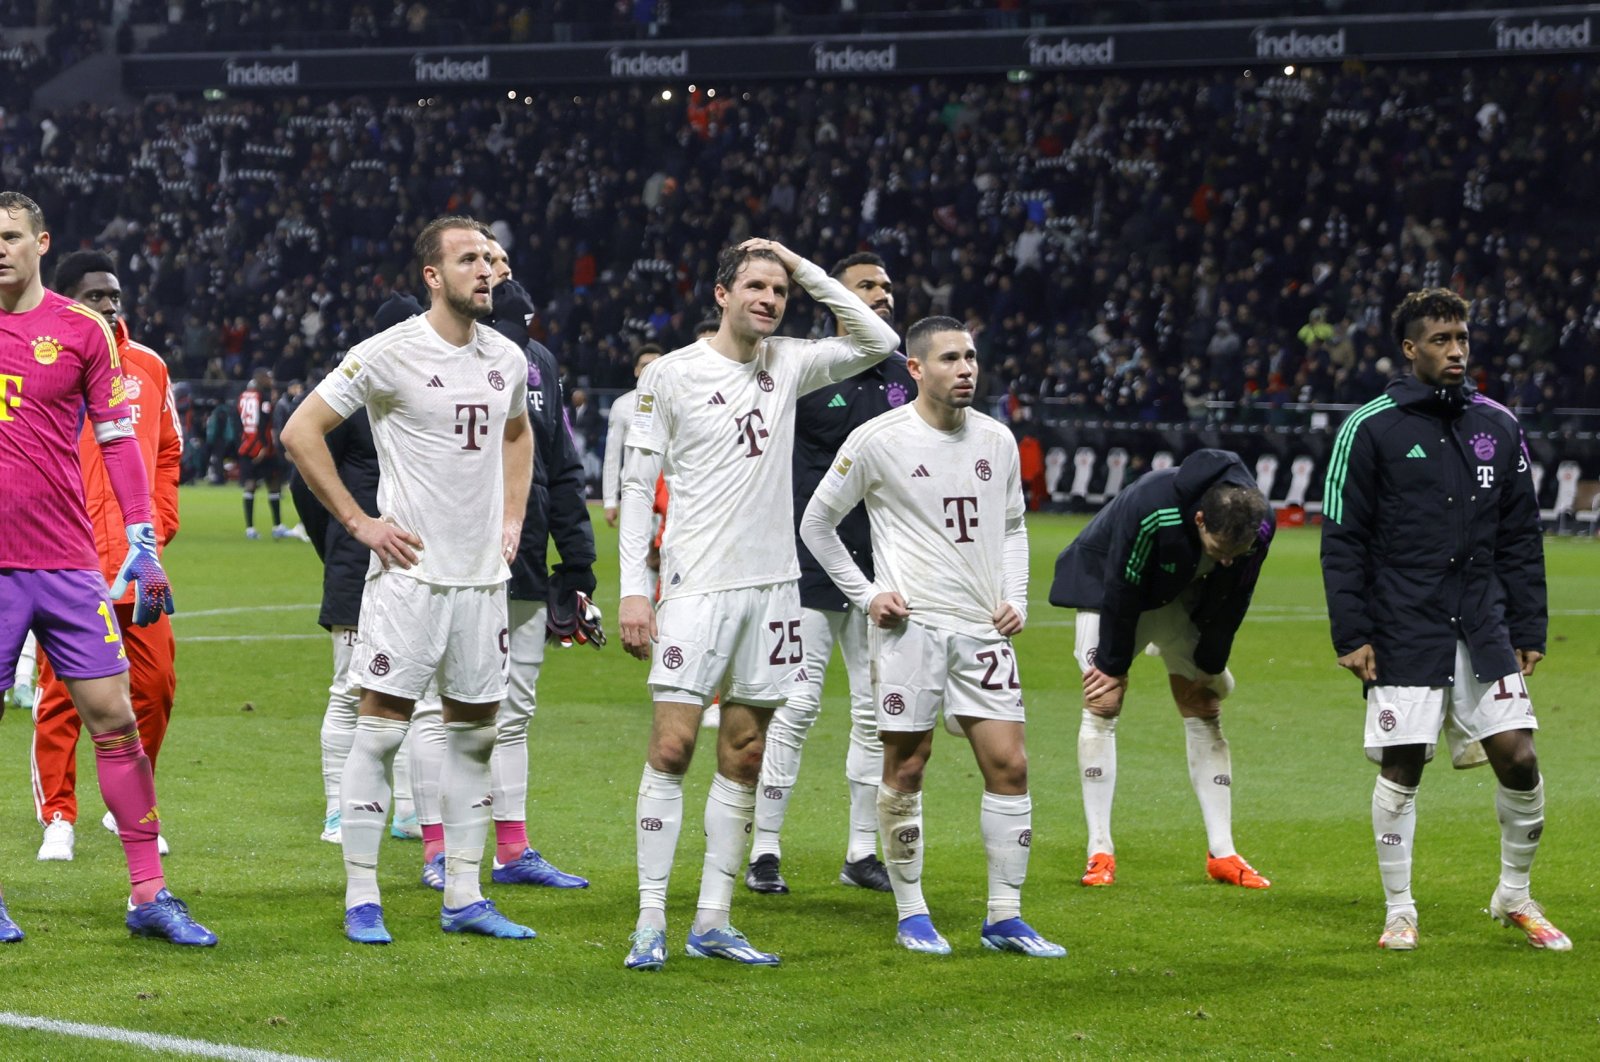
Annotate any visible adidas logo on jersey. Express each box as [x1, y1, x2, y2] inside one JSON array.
[[708, 392, 727, 405], [827, 393, 846, 408], [426, 375, 444, 388], [1406, 444, 1426, 458], [911, 465, 930, 477]]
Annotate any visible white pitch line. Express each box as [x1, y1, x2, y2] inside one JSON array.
[[1028, 608, 1600, 629], [0, 1012, 323, 1062], [171, 604, 320, 620], [179, 634, 327, 643]]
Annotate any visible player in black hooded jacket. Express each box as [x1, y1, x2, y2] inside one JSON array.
[[1050, 448, 1274, 892], [1320, 288, 1565, 952]]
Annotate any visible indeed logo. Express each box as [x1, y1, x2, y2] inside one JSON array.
[[606, 47, 689, 77], [413, 54, 491, 82], [812, 41, 897, 73], [224, 59, 299, 87], [1252, 25, 1346, 59], [1492, 17, 1591, 51], [1026, 34, 1115, 67]]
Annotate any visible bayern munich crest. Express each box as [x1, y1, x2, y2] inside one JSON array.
[[487, 370, 505, 391], [662, 646, 684, 669], [896, 826, 920, 844], [886, 381, 908, 407], [757, 370, 775, 392], [975, 459, 992, 481], [1470, 432, 1496, 461], [369, 653, 391, 676], [527, 362, 541, 388], [1378, 709, 1397, 732], [882, 692, 906, 715]]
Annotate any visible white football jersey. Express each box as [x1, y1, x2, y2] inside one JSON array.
[[629, 335, 879, 599], [812, 404, 1026, 637], [316, 314, 528, 587], [601, 388, 638, 508]]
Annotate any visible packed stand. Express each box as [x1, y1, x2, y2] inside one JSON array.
[[2, 58, 1599, 480]]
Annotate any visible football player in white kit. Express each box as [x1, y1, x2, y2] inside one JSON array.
[[617, 238, 898, 970], [282, 216, 537, 945], [800, 316, 1066, 958]]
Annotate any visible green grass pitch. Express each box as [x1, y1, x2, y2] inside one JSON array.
[[1, 486, 1595, 1060]]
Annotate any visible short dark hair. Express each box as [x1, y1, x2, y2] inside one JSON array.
[[414, 214, 483, 270], [1198, 482, 1270, 547], [830, 251, 886, 279], [693, 316, 721, 337], [0, 191, 44, 234], [905, 315, 966, 359], [53, 250, 117, 297], [1391, 288, 1469, 348], [714, 245, 783, 291], [635, 343, 664, 369]]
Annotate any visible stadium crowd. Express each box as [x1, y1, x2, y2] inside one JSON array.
[[1, 56, 1598, 478]]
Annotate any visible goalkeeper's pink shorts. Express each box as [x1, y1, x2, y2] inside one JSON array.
[[0, 568, 129, 685]]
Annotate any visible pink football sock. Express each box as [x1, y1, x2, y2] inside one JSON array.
[[93, 724, 166, 903], [422, 822, 445, 862], [495, 820, 529, 864]]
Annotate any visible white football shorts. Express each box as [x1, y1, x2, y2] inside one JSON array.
[[1073, 604, 1236, 698], [870, 619, 1025, 735], [648, 582, 804, 708], [351, 572, 509, 703], [1364, 640, 1537, 767]]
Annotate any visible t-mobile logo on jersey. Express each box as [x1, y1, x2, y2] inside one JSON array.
[[455, 403, 490, 451], [0, 374, 22, 420], [735, 408, 770, 457], [943, 496, 979, 542]]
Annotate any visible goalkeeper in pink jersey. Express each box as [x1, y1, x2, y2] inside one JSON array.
[[0, 191, 213, 946]]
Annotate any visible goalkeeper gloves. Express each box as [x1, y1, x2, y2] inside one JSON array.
[[546, 589, 606, 650], [109, 522, 175, 626]]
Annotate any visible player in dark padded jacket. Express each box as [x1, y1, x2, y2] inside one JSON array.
[[1320, 287, 1564, 952], [1050, 448, 1274, 892], [744, 252, 916, 897]]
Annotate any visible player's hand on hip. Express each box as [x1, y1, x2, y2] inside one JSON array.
[[351, 513, 422, 570], [501, 518, 522, 565], [868, 591, 911, 629], [1082, 666, 1128, 707], [618, 594, 657, 661], [1516, 648, 1543, 676], [991, 602, 1024, 637], [737, 238, 802, 274], [1336, 643, 1377, 683]]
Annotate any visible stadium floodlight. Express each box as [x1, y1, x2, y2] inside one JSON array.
[[661, 89, 672, 100], [1285, 65, 1295, 75], [507, 90, 516, 100]]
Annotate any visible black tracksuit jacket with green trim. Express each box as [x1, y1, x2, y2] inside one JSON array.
[[1048, 449, 1274, 677], [1320, 376, 1546, 688]]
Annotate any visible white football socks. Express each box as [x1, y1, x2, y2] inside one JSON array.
[[845, 723, 883, 863], [636, 764, 684, 931], [341, 716, 408, 909], [440, 719, 495, 910], [751, 706, 806, 861], [408, 709, 446, 828], [693, 773, 756, 934], [1495, 779, 1544, 901], [490, 714, 530, 827], [1372, 775, 1419, 913], [1183, 716, 1236, 858], [390, 733, 415, 822], [878, 783, 928, 921], [1078, 710, 1118, 856], [981, 790, 1032, 924]]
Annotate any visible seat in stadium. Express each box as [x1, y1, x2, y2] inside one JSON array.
[[1151, 451, 1174, 472], [1254, 454, 1280, 501], [1068, 447, 1096, 501], [1545, 461, 1581, 532], [1284, 456, 1318, 510], [1091, 447, 1129, 504], [1045, 446, 1069, 499]]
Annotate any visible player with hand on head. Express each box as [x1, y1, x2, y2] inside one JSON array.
[[1322, 288, 1566, 952], [32, 250, 183, 863], [0, 191, 209, 946], [801, 316, 1062, 957], [617, 238, 897, 970], [282, 215, 536, 945], [746, 251, 914, 896], [1049, 448, 1274, 891]]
